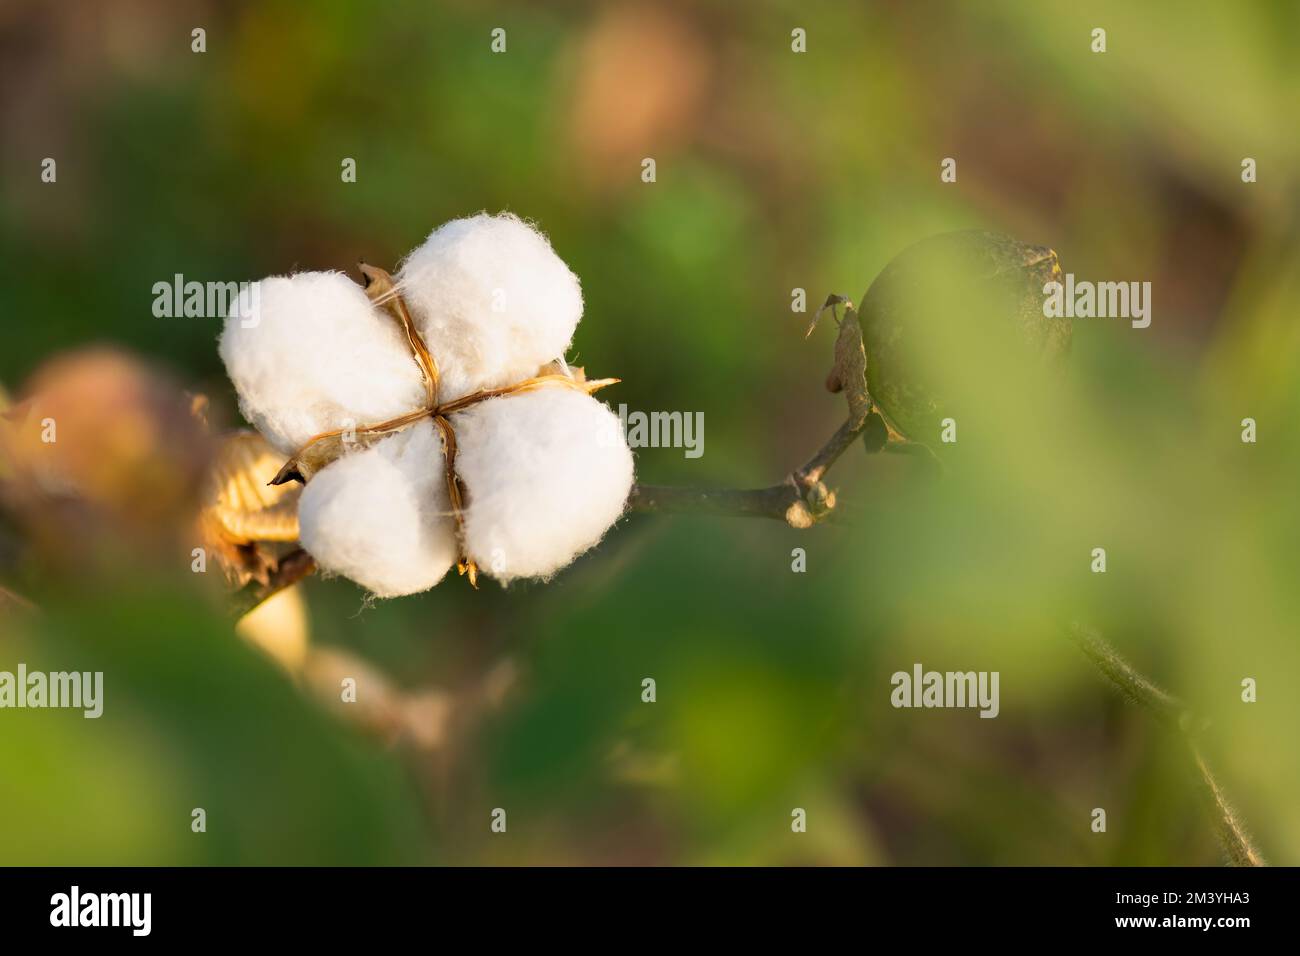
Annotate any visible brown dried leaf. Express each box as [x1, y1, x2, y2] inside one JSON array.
[[201, 431, 304, 587], [807, 295, 870, 425], [205, 432, 300, 538], [827, 308, 871, 427], [270, 433, 351, 486]]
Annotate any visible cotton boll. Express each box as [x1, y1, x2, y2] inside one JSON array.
[[219, 272, 426, 454], [298, 421, 458, 597], [454, 389, 633, 582], [396, 213, 583, 400]]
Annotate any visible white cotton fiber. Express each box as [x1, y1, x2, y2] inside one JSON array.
[[223, 213, 636, 598], [396, 213, 584, 400], [453, 389, 634, 583], [297, 421, 458, 598], [219, 272, 426, 454]]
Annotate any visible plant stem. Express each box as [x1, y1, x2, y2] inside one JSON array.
[[628, 481, 801, 521], [628, 415, 871, 525], [1066, 623, 1265, 866]]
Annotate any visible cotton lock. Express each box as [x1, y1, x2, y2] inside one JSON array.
[[220, 271, 426, 454], [397, 213, 586, 401]]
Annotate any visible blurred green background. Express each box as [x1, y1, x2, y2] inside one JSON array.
[[1, 0, 1297, 865]]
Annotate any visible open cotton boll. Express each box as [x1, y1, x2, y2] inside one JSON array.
[[219, 272, 426, 454], [454, 389, 633, 583], [298, 421, 458, 597], [396, 213, 584, 400]]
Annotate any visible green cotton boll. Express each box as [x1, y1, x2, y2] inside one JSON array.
[[858, 231, 1071, 449]]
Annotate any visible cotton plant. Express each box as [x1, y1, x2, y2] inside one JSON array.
[[218, 213, 634, 598]]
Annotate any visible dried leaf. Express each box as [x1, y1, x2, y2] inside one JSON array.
[[828, 308, 871, 427], [806, 294, 872, 427], [201, 431, 304, 587], [805, 293, 851, 339], [271, 409, 429, 486], [205, 432, 300, 537], [270, 433, 350, 486]]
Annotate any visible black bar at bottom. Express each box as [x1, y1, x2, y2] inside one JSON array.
[[0, 866, 1279, 941]]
